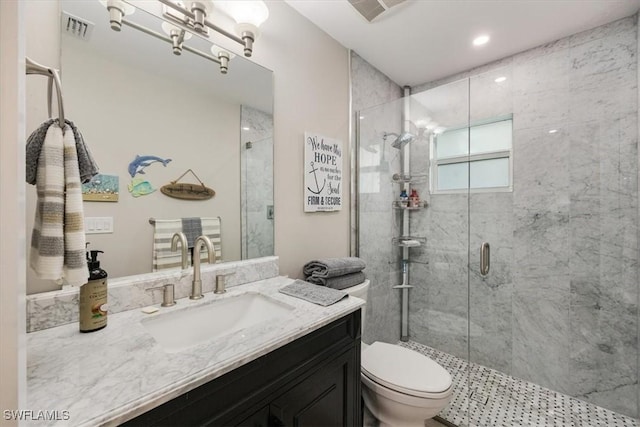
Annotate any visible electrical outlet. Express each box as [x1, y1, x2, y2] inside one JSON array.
[[85, 217, 114, 234]]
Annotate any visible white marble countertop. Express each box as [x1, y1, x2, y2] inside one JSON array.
[[26, 276, 364, 426]]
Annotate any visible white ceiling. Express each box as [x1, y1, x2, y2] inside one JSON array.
[[285, 0, 640, 86]]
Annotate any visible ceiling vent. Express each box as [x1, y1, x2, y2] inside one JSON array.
[[61, 11, 95, 41], [347, 0, 406, 22]]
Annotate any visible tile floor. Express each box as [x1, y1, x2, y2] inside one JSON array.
[[398, 341, 640, 427]]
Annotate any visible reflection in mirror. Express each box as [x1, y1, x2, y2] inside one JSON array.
[[26, 0, 274, 293]]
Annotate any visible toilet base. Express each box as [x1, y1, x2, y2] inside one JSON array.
[[362, 374, 450, 427]]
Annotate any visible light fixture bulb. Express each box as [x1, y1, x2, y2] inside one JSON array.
[[214, 1, 269, 28], [494, 76, 507, 83], [214, 1, 269, 57], [99, 0, 136, 32], [473, 34, 490, 46], [548, 129, 558, 134]]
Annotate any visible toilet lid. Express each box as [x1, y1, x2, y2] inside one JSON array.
[[361, 342, 452, 396]]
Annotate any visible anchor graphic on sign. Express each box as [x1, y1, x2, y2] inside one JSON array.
[[307, 161, 326, 195]]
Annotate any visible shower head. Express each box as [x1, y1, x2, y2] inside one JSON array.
[[386, 131, 415, 149]]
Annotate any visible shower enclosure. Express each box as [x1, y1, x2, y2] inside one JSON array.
[[355, 16, 639, 425], [240, 105, 274, 259]]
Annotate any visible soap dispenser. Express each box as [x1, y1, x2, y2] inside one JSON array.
[[79, 247, 108, 333]]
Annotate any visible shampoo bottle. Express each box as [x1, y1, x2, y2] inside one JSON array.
[[79, 249, 108, 332], [399, 189, 409, 207]]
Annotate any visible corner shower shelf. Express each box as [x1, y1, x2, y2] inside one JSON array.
[[392, 236, 426, 247], [392, 200, 427, 210]]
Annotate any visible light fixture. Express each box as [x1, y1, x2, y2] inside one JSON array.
[[159, 0, 269, 57], [99, 0, 136, 31], [161, 22, 192, 55], [210, 45, 235, 74], [102, 0, 270, 74], [495, 76, 507, 83], [473, 34, 490, 46], [548, 129, 558, 134]]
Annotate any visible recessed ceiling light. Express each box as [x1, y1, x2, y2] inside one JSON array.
[[494, 76, 507, 83], [473, 35, 490, 46], [548, 129, 558, 134], [359, 115, 365, 120], [242, 127, 250, 130]]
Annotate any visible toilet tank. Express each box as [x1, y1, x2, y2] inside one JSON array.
[[344, 279, 369, 335]]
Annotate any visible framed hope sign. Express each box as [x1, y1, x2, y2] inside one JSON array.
[[304, 132, 343, 212]]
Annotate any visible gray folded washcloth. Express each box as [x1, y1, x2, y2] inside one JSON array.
[[303, 257, 366, 279], [279, 279, 348, 306], [305, 271, 366, 290]]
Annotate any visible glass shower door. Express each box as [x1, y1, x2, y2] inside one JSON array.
[[467, 56, 640, 424]]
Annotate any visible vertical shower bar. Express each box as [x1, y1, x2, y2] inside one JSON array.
[[400, 86, 411, 341]]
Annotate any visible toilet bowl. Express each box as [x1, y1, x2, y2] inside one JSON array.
[[345, 280, 453, 427]]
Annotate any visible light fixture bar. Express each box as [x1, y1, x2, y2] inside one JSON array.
[[121, 18, 222, 66], [157, 0, 246, 49]]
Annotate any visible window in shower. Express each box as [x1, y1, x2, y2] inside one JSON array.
[[359, 142, 382, 194], [432, 117, 513, 193]]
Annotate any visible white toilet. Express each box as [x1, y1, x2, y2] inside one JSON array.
[[345, 280, 453, 427]]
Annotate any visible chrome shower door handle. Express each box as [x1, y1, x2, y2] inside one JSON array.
[[480, 242, 490, 277]]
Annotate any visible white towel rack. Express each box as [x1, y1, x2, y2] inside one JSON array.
[[25, 56, 65, 125]]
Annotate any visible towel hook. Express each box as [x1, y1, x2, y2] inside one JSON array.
[[26, 57, 65, 126]]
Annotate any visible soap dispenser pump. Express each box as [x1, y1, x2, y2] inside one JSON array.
[[79, 246, 108, 333]]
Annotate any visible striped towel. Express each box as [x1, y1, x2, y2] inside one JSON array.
[[29, 124, 88, 286], [152, 217, 223, 271]]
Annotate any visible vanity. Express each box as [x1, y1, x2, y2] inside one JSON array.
[[26, 274, 364, 426]]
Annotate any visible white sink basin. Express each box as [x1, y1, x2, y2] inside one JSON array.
[[142, 292, 295, 353]]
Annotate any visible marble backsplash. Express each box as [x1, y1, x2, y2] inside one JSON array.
[[26, 256, 279, 333]]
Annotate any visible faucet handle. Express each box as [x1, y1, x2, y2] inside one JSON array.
[[146, 284, 177, 307], [214, 272, 235, 294]]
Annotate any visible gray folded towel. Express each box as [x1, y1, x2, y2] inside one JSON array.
[[303, 257, 366, 279], [26, 119, 99, 185], [279, 279, 348, 306], [305, 271, 366, 290]]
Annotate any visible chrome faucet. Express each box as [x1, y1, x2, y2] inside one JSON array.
[[171, 232, 189, 270], [191, 235, 216, 300]]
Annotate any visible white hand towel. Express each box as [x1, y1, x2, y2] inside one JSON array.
[[30, 125, 88, 286]]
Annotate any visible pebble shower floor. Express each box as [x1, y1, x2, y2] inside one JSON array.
[[398, 341, 639, 427]]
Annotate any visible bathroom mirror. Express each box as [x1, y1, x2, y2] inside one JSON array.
[[26, 0, 274, 292]]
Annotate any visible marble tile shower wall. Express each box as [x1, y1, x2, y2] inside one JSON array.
[[350, 52, 404, 344], [240, 106, 274, 259], [408, 15, 639, 418]]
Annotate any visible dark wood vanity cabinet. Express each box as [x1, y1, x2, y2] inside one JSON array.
[[122, 310, 362, 427]]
